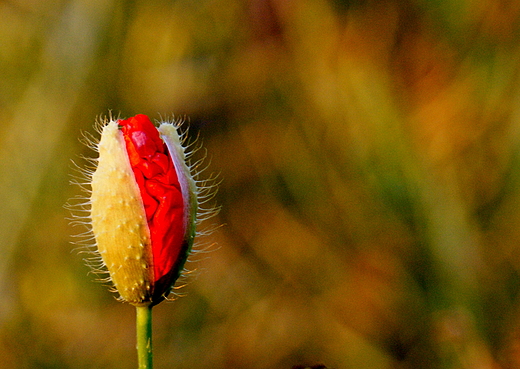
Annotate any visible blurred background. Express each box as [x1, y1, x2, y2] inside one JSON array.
[[1, 0, 520, 368]]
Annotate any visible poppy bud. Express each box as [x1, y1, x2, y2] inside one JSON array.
[[89, 114, 198, 306]]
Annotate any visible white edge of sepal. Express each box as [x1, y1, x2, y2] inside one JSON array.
[[158, 123, 199, 250]]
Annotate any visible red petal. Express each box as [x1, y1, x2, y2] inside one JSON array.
[[119, 114, 186, 302]]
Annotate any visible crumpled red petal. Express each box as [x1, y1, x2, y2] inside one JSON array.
[[119, 114, 186, 302]]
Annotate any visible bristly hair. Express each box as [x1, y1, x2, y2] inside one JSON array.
[[66, 114, 220, 302]]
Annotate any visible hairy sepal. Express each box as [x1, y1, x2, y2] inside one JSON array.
[[158, 123, 199, 293], [90, 120, 154, 306]]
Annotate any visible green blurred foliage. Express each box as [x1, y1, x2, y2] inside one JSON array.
[[2, 0, 520, 368]]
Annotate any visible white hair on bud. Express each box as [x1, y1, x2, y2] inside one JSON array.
[[66, 115, 117, 285], [156, 116, 221, 301]]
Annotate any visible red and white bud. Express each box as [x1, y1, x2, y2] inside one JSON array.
[[77, 114, 209, 306]]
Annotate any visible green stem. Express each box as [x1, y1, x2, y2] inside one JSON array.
[[136, 305, 153, 369]]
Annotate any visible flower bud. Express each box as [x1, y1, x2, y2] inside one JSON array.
[[89, 114, 198, 306]]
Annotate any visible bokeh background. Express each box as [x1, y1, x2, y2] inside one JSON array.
[[2, 0, 520, 368]]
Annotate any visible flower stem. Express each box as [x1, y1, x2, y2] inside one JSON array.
[[136, 305, 153, 369]]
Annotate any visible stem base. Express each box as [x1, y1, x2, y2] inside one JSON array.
[[136, 305, 153, 369]]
